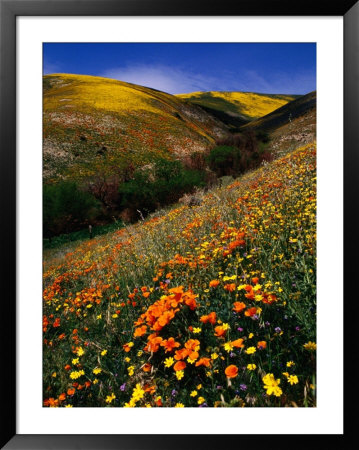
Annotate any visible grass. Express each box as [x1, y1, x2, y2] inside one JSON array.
[[43, 142, 316, 408], [43, 221, 125, 250]]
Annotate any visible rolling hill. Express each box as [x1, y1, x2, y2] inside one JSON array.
[[176, 91, 298, 125], [43, 74, 229, 182], [241, 91, 316, 154], [241, 91, 316, 132]]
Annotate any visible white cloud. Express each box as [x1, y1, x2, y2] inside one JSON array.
[[43, 60, 62, 75], [101, 64, 315, 96], [242, 70, 316, 95]]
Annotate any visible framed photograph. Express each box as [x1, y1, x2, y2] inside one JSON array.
[[1, 0, 357, 448]]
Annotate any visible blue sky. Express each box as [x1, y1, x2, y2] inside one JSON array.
[[43, 43, 316, 95]]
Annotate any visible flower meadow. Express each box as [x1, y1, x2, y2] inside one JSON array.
[[43, 143, 316, 408]]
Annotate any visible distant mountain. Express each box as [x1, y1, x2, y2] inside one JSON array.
[[43, 74, 229, 182]]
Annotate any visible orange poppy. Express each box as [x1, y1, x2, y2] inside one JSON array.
[[188, 351, 199, 361], [224, 283, 236, 292], [67, 388, 75, 396], [209, 280, 220, 288], [231, 338, 245, 348], [184, 294, 198, 310], [174, 348, 190, 360], [123, 343, 133, 352], [145, 335, 163, 353], [173, 361, 186, 371], [195, 357, 211, 367], [200, 311, 217, 324], [257, 341, 267, 350], [160, 337, 180, 353], [44, 398, 59, 407], [184, 339, 200, 351], [207, 312, 217, 324], [233, 302, 246, 313], [263, 293, 277, 305], [142, 363, 152, 372], [58, 393, 66, 402], [225, 365, 239, 378], [214, 326, 227, 337], [245, 290, 255, 300], [168, 286, 184, 300], [252, 277, 259, 284], [245, 307, 258, 317], [134, 325, 147, 338], [144, 384, 156, 394]]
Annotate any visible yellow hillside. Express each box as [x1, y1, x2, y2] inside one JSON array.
[[43, 74, 228, 181], [45, 73, 187, 116], [177, 91, 296, 120]]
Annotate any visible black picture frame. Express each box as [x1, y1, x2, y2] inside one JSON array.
[[1, 0, 357, 448]]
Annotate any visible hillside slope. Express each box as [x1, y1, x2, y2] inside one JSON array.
[[242, 91, 316, 133], [43, 74, 229, 182], [176, 91, 297, 123], [242, 91, 316, 155], [43, 142, 317, 408]]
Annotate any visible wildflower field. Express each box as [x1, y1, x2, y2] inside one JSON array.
[[43, 142, 316, 408]]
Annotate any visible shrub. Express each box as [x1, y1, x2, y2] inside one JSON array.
[[43, 181, 100, 238], [207, 131, 271, 177], [119, 158, 205, 217], [256, 130, 270, 144], [206, 145, 241, 177]]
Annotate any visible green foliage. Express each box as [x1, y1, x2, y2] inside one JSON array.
[[43, 181, 100, 238], [119, 158, 205, 216], [206, 145, 241, 177], [207, 131, 272, 178], [43, 221, 124, 249], [256, 130, 270, 144]]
